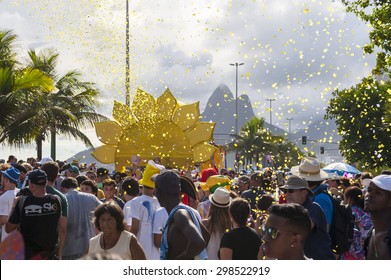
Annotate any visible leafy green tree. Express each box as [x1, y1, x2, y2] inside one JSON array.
[[341, 0, 391, 77], [325, 78, 391, 169]]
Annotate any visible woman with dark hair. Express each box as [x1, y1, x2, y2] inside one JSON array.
[[88, 202, 146, 260], [262, 203, 312, 260], [219, 198, 262, 260], [341, 186, 373, 260]]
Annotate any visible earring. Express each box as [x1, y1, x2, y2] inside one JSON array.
[[290, 244, 294, 248]]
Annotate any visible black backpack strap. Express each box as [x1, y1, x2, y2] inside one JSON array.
[[18, 195, 27, 214], [364, 226, 373, 259], [387, 225, 391, 257]]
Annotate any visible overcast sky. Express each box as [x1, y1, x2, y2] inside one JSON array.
[[0, 0, 375, 161]]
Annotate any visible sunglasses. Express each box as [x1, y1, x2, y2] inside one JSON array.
[[262, 225, 297, 240], [261, 225, 280, 239], [280, 188, 297, 194]]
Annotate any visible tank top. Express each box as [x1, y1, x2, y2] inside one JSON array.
[[88, 231, 133, 259]]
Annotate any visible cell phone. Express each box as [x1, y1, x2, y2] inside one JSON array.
[[277, 172, 284, 186]]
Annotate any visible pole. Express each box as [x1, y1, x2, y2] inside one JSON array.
[[125, 0, 130, 106], [286, 118, 293, 142], [266, 98, 276, 126], [229, 63, 244, 135], [229, 62, 244, 172]]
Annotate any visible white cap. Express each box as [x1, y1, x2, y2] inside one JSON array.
[[370, 175, 391, 192], [37, 157, 54, 165]]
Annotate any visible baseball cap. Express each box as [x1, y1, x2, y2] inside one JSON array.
[[155, 171, 181, 194], [66, 164, 80, 175], [37, 157, 53, 165], [370, 175, 391, 192], [28, 169, 48, 185]]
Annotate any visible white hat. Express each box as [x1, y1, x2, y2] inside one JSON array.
[[208, 187, 232, 208], [291, 157, 329, 181], [37, 157, 54, 165], [370, 175, 391, 192]]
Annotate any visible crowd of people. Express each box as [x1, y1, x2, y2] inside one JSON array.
[[0, 154, 390, 260]]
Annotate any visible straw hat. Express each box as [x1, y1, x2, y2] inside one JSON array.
[[209, 187, 232, 208], [291, 157, 328, 181]]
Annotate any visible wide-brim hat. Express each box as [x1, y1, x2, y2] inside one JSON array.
[[279, 175, 312, 193], [140, 160, 165, 189], [1, 166, 20, 184], [291, 157, 329, 181], [199, 175, 231, 193], [179, 176, 197, 200], [209, 187, 232, 208]]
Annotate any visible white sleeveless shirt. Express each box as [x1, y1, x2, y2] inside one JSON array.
[[88, 231, 133, 259]]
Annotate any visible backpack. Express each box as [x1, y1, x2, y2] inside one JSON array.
[[314, 189, 355, 254]]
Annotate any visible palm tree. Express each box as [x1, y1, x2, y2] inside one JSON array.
[[0, 30, 18, 68], [0, 30, 108, 159], [228, 117, 272, 169], [228, 117, 301, 170], [273, 141, 304, 170], [0, 30, 55, 146], [25, 49, 109, 160]]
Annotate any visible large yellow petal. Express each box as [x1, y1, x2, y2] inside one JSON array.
[[192, 143, 218, 163], [186, 122, 216, 146], [156, 88, 177, 121], [113, 100, 135, 127], [132, 89, 156, 123], [95, 121, 122, 145], [91, 145, 117, 164], [172, 102, 200, 132]]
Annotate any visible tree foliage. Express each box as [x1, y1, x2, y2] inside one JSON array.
[[341, 0, 391, 77], [325, 78, 391, 169], [0, 30, 108, 159]]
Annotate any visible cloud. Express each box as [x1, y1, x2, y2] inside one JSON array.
[[0, 0, 378, 159]]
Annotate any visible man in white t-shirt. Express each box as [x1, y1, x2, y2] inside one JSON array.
[[0, 167, 20, 241], [129, 161, 163, 260]]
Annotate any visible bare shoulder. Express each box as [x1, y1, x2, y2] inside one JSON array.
[[173, 209, 193, 225]]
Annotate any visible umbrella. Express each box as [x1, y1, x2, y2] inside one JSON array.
[[322, 162, 361, 177]]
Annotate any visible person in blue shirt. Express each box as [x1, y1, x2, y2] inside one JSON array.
[[291, 157, 333, 232], [280, 175, 335, 260]]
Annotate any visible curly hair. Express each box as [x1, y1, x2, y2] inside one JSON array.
[[93, 202, 126, 232]]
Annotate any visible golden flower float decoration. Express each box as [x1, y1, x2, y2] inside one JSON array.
[[91, 88, 217, 171]]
